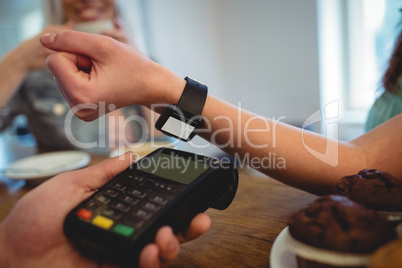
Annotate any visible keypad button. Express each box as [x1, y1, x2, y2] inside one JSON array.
[[77, 208, 93, 220], [112, 202, 131, 213], [86, 201, 103, 212], [149, 195, 169, 205], [101, 208, 123, 221], [104, 188, 119, 198], [113, 224, 134, 237], [95, 194, 111, 205], [92, 215, 114, 230], [120, 195, 140, 206], [143, 202, 161, 212], [127, 188, 147, 199], [112, 182, 127, 191], [132, 208, 153, 220]]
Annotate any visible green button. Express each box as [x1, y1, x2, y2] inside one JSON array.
[[113, 224, 134, 237]]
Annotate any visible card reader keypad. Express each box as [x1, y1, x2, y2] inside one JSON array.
[[76, 174, 182, 238]]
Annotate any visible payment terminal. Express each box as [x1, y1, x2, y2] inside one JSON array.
[[64, 147, 238, 264]]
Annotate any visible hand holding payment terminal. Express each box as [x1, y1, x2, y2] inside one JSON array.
[[64, 147, 238, 265]]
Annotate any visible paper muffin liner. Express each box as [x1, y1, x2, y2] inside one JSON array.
[[283, 227, 370, 267], [378, 210, 402, 222], [378, 211, 402, 237]]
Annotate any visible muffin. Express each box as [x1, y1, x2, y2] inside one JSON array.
[[335, 169, 402, 211], [368, 238, 402, 268], [287, 195, 397, 268]]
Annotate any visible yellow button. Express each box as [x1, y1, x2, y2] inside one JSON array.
[[92, 215, 114, 230]]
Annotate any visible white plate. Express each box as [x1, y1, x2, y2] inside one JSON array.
[[271, 226, 371, 267], [3, 151, 91, 180], [270, 227, 297, 268]]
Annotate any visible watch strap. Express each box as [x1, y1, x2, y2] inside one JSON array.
[[177, 77, 208, 115]]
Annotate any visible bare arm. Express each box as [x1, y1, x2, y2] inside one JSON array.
[[40, 31, 402, 195], [0, 24, 72, 108], [0, 46, 30, 108], [197, 96, 371, 195]]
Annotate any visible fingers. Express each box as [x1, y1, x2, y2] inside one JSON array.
[[139, 244, 160, 268], [139, 217, 209, 268], [75, 54, 92, 73], [176, 213, 211, 243], [139, 226, 180, 268], [46, 52, 90, 104], [46, 51, 94, 97], [46, 51, 86, 78], [40, 30, 117, 59], [54, 78, 76, 108], [154, 226, 180, 262]]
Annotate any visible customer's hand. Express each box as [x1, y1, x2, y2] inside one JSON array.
[[40, 30, 185, 121], [0, 152, 211, 268]]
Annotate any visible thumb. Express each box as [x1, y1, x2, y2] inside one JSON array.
[[71, 152, 136, 190]]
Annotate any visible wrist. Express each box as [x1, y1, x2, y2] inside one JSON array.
[[155, 77, 208, 141], [145, 62, 186, 106]]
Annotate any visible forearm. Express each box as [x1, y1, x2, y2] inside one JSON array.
[[196, 95, 367, 195], [149, 73, 367, 194], [0, 47, 28, 108], [0, 223, 9, 268]]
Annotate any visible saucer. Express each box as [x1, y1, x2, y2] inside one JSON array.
[[3, 151, 91, 182]]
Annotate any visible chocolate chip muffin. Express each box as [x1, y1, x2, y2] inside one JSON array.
[[335, 169, 402, 211], [289, 195, 396, 253], [286, 195, 397, 268]]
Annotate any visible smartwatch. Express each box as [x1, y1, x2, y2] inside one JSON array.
[[155, 77, 208, 141]]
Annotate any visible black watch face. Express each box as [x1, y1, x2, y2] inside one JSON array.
[[155, 105, 205, 141]]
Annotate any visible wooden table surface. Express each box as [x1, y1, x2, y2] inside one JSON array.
[[0, 133, 317, 267]]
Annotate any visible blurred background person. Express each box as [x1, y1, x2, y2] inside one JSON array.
[[365, 28, 402, 132], [0, 0, 157, 155]]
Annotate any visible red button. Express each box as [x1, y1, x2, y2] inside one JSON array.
[[77, 208, 93, 220]]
